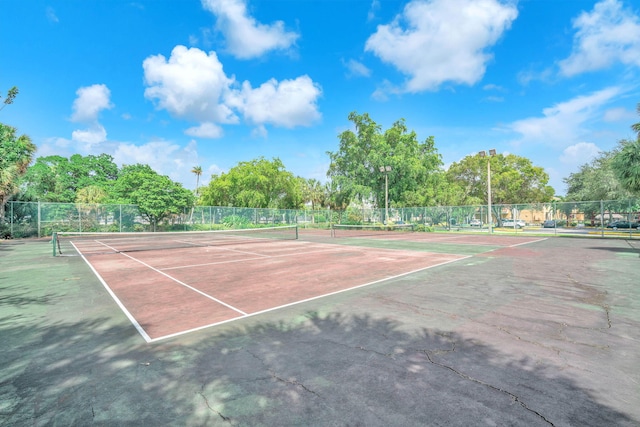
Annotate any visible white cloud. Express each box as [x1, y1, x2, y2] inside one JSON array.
[[251, 124, 268, 138], [143, 45, 238, 124], [365, 0, 518, 92], [483, 83, 505, 92], [602, 106, 636, 122], [484, 96, 504, 103], [344, 59, 372, 78], [71, 125, 108, 146], [184, 122, 224, 138], [46, 7, 59, 23], [558, 0, 640, 76], [70, 84, 113, 123], [560, 142, 602, 165], [368, 0, 381, 21], [229, 75, 322, 128], [516, 67, 553, 86], [66, 84, 112, 150], [506, 87, 621, 147], [144, 45, 322, 133], [112, 140, 201, 185], [201, 0, 299, 59]]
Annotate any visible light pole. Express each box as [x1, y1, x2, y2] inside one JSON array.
[[379, 166, 391, 224], [478, 149, 496, 233]]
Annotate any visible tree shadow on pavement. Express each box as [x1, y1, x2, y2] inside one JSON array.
[[181, 312, 636, 426], [1, 309, 637, 426]]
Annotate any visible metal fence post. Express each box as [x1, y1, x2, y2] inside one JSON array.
[[600, 200, 604, 238]]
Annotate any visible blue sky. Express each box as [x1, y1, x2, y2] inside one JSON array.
[[2, 0, 639, 196]]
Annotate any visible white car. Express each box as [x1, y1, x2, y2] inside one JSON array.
[[469, 219, 482, 227], [502, 219, 526, 228]]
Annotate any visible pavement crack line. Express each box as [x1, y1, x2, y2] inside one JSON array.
[[355, 345, 399, 360], [246, 349, 320, 397], [566, 273, 612, 330], [198, 385, 232, 423], [421, 347, 555, 426]]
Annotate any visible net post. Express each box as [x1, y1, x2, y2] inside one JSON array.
[[295, 225, 299, 240], [52, 232, 58, 256]]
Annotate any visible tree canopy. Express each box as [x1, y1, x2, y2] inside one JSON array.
[[199, 157, 303, 209], [565, 149, 633, 202], [22, 154, 119, 202], [0, 123, 36, 221], [4, 110, 571, 222], [110, 164, 194, 229], [326, 112, 443, 209], [610, 103, 640, 196], [447, 153, 555, 205]]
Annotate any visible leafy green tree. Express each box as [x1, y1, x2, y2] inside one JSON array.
[[200, 157, 303, 209], [431, 172, 470, 207], [447, 153, 555, 206], [76, 185, 108, 204], [326, 112, 443, 209], [610, 104, 640, 195], [109, 164, 194, 230], [565, 151, 632, 201], [632, 102, 640, 136], [563, 152, 630, 225], [302, 178, 326, 210], [324, 178, 351, 211], [0, 123, 36, 221], [23, 154, 118, 202], [611, 139, 640, 196]]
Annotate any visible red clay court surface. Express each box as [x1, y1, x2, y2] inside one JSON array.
[[71, 232, 544, 342]]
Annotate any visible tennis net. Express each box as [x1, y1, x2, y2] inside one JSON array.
[[53, 225, 298, 256], [331, 223, 415, 238]]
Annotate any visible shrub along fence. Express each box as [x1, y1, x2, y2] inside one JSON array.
[[1, 199, 639, 239]]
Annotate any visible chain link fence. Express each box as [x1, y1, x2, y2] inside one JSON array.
[[2, 199, 639, 239]]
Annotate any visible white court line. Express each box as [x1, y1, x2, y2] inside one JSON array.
[[346, 233, 501, 246], [94, 240, 248, 316], [170, 238, 273, 257], [71, 241, 153, 343], [396, 234, 547, 247], [147, 254, 472, 343], [509, 237, 547, 247]]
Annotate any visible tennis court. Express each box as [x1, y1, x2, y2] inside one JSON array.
[[2, 228, 639, 426], [53, 226, 542, 342]]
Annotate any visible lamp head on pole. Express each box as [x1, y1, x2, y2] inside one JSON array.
[[478, 149, 497, 158]]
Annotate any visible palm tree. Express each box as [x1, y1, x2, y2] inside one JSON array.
[[611, 139, 640, 195], [611, 103, 640, 195], [304, 178, 324, 210], [632, 103, 640, 137], [0, 123, 36, 222], [76, 185, 107, 204], [191, 166, 203, 197]]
